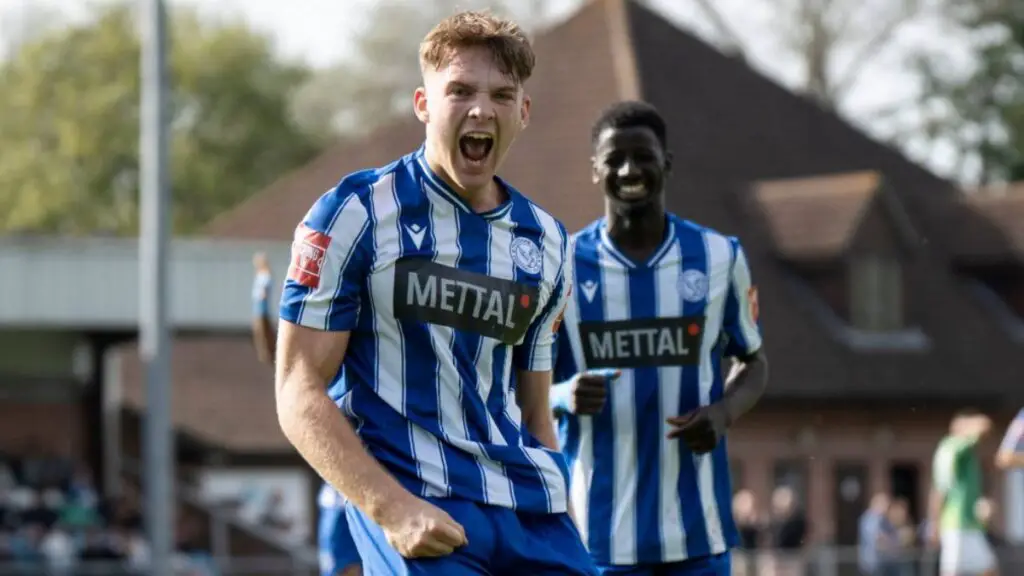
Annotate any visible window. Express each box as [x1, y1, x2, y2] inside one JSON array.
[[850, 256, 903, 331]]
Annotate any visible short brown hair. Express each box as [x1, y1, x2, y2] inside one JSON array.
[[419, 11, 535, 85]]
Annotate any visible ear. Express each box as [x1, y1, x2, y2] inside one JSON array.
[[520, 93, 531, 129], [413, 86, 429, 123], [590, 156, 600, 184]]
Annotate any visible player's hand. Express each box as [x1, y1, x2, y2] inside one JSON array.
[[378, 495, 468, 558], [567, 369, 619, 415], [666, 402, 731, 454]]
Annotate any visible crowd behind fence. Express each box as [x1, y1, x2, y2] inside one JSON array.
[[733, 544, 1024, 576], [0, 544, 1022, 576]]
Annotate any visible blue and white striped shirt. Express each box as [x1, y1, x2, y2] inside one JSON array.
[[554, 214, 763, 565], [280, 147, 574, 514]]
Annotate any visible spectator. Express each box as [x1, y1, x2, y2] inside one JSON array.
[[20, 489, 58, 529], [9, 524, 45, 566], [767, 486, 808, 576], [880, 497, 915, 576], [858, 492, 892, 576], [733, 490, 763, 576], [40, 523, 76, 575]]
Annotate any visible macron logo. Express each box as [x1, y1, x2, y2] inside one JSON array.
[[581, 280, 598, 303], [405, 223, 426, 250]]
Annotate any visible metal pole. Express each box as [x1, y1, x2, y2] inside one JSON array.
[[139, 0, 173, 574]]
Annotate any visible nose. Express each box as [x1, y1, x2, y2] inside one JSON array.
[[467, 98, 496, 121], [617, 158, 640, 178]]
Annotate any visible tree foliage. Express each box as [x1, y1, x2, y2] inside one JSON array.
[[0, 4, 322, 234], [914, 0, 1023, 183]]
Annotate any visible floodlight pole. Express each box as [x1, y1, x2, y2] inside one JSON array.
[[139, 0, 174, 573]]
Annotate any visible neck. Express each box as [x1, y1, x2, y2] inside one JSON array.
[[606, 200, 666, 254], [423, 142, 501, 213]]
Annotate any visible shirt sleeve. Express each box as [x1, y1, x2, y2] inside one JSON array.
[[514, 239, 574, 372], [279, 183, 372, 331], [722, 237, 763, 358]]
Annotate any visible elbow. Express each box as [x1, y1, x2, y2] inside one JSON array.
[[274, 378, 312, 444], [741, 350, 769, 394]]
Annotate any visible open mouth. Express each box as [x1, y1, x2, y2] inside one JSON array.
[[458, 132, 494, 165], [616, 181, 647, 200]]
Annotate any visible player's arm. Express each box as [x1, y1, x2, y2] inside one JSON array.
[[549, 318, 611, 419], [549, 321, 577, 416], [515, 248, 574, 451], [718, 240, 768, 425], [274, 191, 409, 526], [927, 447, 955, 545], [996, 410, 1024, 469]]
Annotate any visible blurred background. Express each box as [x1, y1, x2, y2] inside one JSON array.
[[0, 0, 1022, 574]]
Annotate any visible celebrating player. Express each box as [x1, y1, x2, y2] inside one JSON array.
[[250, 254, 362, 576], [929, 409, 998, 576], [274, 10, 592, 576], [550, 101, 769, 576]]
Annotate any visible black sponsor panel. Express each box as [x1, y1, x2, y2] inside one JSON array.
[[393, 258, 540, 344], [579, 316, 705, 368]]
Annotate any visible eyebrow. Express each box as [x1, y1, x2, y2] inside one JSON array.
[[446, 80, 518, 93]]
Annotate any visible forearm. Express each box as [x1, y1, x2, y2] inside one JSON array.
[[517, 371, 560, 450], [276, 379, 409, 523], [721, 353, 768, 425]]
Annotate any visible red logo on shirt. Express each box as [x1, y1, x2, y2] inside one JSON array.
[[748, 286, 759, 322], [288, 224, 330, 288]]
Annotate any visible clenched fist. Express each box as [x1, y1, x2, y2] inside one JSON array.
[[378, 496, 468, 558], [554, 368, 620, 415]]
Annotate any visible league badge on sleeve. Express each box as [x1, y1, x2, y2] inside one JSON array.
[[288, 224, 330, 289]]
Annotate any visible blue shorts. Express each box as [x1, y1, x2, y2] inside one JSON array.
[[319, 499, 361, 576], [597, 553, 731, 576], [346, 497, 597, 575]]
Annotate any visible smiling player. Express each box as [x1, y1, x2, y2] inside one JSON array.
[[551, 101, 769, 576]]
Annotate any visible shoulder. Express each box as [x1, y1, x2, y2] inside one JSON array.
[[671, 214, 746, 263], [303, 159, 410, 230], [505, 186, 570, 252], [571, 219, 603, 247]]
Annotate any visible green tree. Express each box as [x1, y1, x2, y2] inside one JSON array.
[[914, 0, 1023, 184], [0, 3, 322, 234]]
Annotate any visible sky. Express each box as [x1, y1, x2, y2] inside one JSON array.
[[0, 0, 976, 180]]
